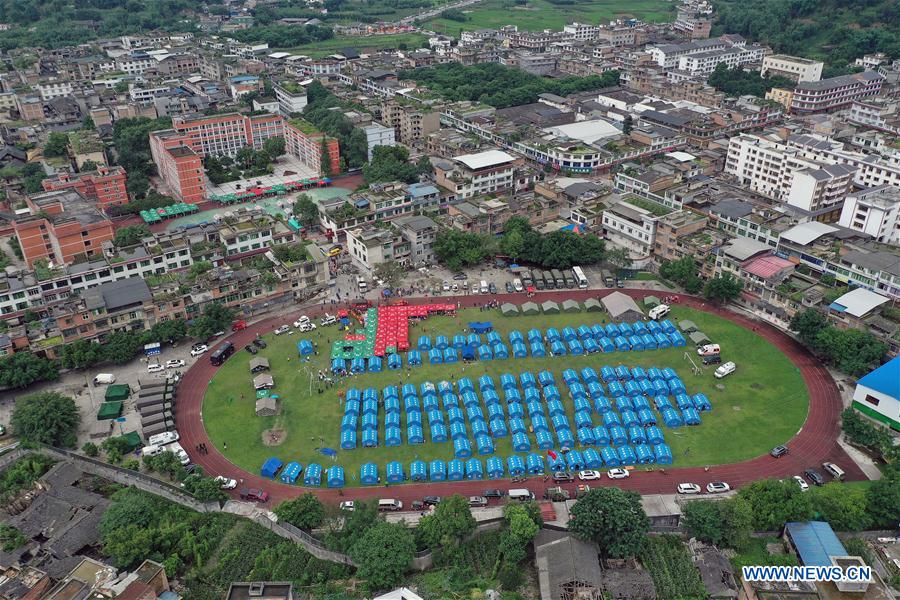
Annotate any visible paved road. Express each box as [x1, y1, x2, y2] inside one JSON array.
[[175, 289, 864, 507]]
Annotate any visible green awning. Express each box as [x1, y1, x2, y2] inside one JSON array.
[[105, 384, 131, 402], [97, 401, 123, 420]]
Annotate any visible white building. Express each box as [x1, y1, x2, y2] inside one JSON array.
[[115, 53, 155, 75], [761, 54, 823, 82], [363, 122, 396, 160], [563, 22, 600, 41], [434, 149, 517, 199], [845, 98, 899, 135], [676, 44, 766, 76], [601, 196, 673, 258], [851, 356, 899, 431], [786, 133, 900, 190], [838, 185, 900, 244], [725, 134, 855, 214], [36, 81, 74, 101], [273, 82, 308, 115], [646, 36, 738, 70]]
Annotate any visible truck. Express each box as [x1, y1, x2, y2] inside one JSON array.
[[542, 270, 555, 290], [543, 486, 571, 501], [602, 270, 615, 288], [92, 373, 116, 385], [551, 269, 565, 288]]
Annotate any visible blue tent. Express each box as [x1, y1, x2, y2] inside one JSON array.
[[647, 367, 663, 380], [584, 338, 599, 354], [654, 395, 673, 411], [615, 365, 631, 380], [584, 447, 603, 469], [520, 372, 537, 389], [537, 370, 554, 387], [487, 457, 504, 479], [546, 328, 561, 342], [387, 461, 404, 483], [578, 427, 596, 445], [647, 320, 662, 334], [489, 418, 508, 438], [526, 453, 545, 474], [614, 336, 631, 351], [603, 411, 622, 429], [424, 395, 439, 413], [593, 425, 610, 446], [450, 421, 467, 440], [692, 393, 711, 411], [467, 405, 485, 423], [500, 374, 517, 391], [605, 323, 621, 337], [346, 388, 361, 402], [368, 356, 383, 372], [618, 445, 637, 466], [512, 432, 531, 452], [467, 333, 481, 347], [669, 331, 687, 347], [361, 413, 378, 432], [458, 377, 474, 393], [298, 340, 314, 355], [549, 453, 567, 471], [429, 459, 446, 481], [360, 463, 378, 485], [487, 331, 502, 346], [601, 447, 620, 467], [588, 382, 606, 399], [280, 461, 301, 484], [629, 335, 645, 351], [383, 385, 399, 400], [472, 420, 489, 439], [509, 330, 524, 345], [561, 326, 576, 341], [668, 378, 686, 395], [478, 344, 494, 361], [566, 449, 585, 471], [362, 386, 377, 402], [476, 434, 494, 455], [430, 423, 448, 443], [557, 429, 575, 448], [454, 437, 473, 458], [447, 407, 465, 424], [654, 443, 673, 464], [407, 350, 422, 366], [675, 394, 693, 410], [638, 379, 655, 397], [615, 396, 634, 412], [435, 335, 449, 349], [638, 409, 657, 426], [591, 324, 606, 338], [406, 411, 422, 428], [487, 403, 504, 420], [551, 414, 569, 432], [387, 353, 402, 370], [635, 444, 655, 464], [439, 380, 453, 393], [547, 400, 565, 417], [466, 458, 483, 480], [453, 334, 467, 349], [494, 343, 510, 359], [620, 410, 639, 428], [340, 430, 356, 449], [417, 335, 432, 351], [578, 325, 593, 340], [663, 366, 679, 379], [530, 342, 546, 357], [655, 332, 672, 348], [386, 426, 402, 446], [598, 337, 615, 353], [550, 340, 567, 355], [442, 393, 459, 411], [341, 414, 357, 431], [404, 394, 420, 411], [411, 459, 427, 481], [536, 430, 554, 450], [660, 319, 676, 333], [646, 426, 665, 445], [507, 455, 526, 476], [628, 426, 647, 445], [408, 425, 425, 444], [448, 459, 464, 481], [574, 411, 592, 429], [581, 367, 599, 384], [331, 358, 346, 373], [363, 399, 378, 416], [527, 328, 542, 343], [573, 396, 591, 413], [642, 334, 658, 350], [619, 322, 634, 336], [683, 407, 702, 426], [531, 414, 549, 432], [443, 347, 458, 363], [512, 342, 528, 358], [506, 389, 522, 405], [633, 321, 648, 334], [326, 465, 345, 488], [653, 379, 669, 396], [601, 366, 617, 382], [569, 339, 584, 355], [478, 375, 495, 392], [428, 409, 445, 426], [362, 428, 378, 447], [661, 408, 683, 427], [350, 357, 366, 373], [632, 395, 651, 411], [594, 397, 612, 414], [509, 416, 526, 434], [385, 412, 400, 428], [609, 425, 627, 446], [304, 463, 322, 486]]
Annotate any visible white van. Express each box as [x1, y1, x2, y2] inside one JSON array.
[[148, 431, 179, 447], [714, 361, 736, 379], [142, 444, 164, 457], [93, 373, 116, 385], [697, 343, 721, 356], [513, 278, 524, 292], [508, 488, 535, 501], [378, 499, 403, 511], [479, 280, 489, 294], [166, 442, 191, 465], [648, 304, 670, 321], [822, 462, 845, 481], [357, 276, 368, 292]]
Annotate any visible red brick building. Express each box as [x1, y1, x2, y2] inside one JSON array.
[[41, 165, 129, 209]]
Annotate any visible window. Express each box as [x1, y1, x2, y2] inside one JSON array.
[[863, 394, 880, 407]]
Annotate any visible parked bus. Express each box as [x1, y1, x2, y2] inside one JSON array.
[[551, 269, 565, 288], [572, 266, 589, 289], [210, 342, 235, 366]]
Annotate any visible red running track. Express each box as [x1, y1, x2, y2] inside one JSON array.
[[175, 289, 863, 506]]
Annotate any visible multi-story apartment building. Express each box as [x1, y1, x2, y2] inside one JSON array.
[[115, 52, 155, 75], [838, 185, 900, 245], [155, 53, 200, 77], [785, 132, 900, 190], [646, 36, 737, 70], [725, 134, 855, 217], [149, 132, 206, 204], [345, 226, 410, 273], [379, 101, 440, 144], [434, 149, 517, 200], [273, 81, 308, 115], [12, 190, 115, 268], [318, 181, 414, 239], [768, 72, 884, 114], [597, 26, 638, 46], [41, 166, 129, 209], [563, 22, 599, 41], [363, 122, 396, 160], [760, 55, 823, 83], [845, 97, 899, 135], [601, 195, 674, 259], [35, 81, 74, 101], [678, 45, 766, 76]]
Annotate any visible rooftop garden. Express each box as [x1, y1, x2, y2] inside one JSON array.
[[623, 195, 673, 217], [67, 130, 103, 154], [277, 80, 305, 95], [287, 118, 321, 135]]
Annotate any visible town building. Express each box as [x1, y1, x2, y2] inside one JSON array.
[[273, 81, 308, 114], [851, 356, 900, 431], [363, 122, 396, 160], [767, 71, 884, 114], [434, 149, 518, 200], [838, 186, 900, 244], [41, 166, 129, 209], [760, 54, 823, 83], [379, 101, 441, 144], [601, 195, 674, 259]]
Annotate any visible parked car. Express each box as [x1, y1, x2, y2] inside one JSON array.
[[505, 281, 514, 293], [442, 281, 450, 291], [451, 284, 459, 292], [215, 476, 237, 490], [422, 496, 442, 506], [706, 482, 731, 494], [453, 273, 467, 280], [577, 470, 602, 481], [274, 325, 290, 335], [410, 500, 425, 511], [253, 338, 267, 349], [552, 471, 573, 483], [244, 344, 258, 354], [804, 468, 825, 486], [697, 343, 721, 356], [714, 361, 737, 379], [165, 359, 186, 369], [677, 483, 702, 494], [483, 489, 504, 499], [771, 445, 789, 458], [468, 496, 488, 507], [488, 282, 497, 294], [339, 501, 355, 511], [702, 355, 722, 365], [321, 314, 337, 326], [190, 344, 208, 357], [792, 475, 809, 492], [607, 468, 630, 479], [239, 488, 269, 502], [292, 316, 310, 328], [543, 487, 570, 501], [147, 363, 164, 373], [298, 322, 317, 333], [231, 320, 247, 332]]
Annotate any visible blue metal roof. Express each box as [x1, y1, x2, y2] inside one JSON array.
[[785, 521, 847, 566], [856, 356, 900, 400]]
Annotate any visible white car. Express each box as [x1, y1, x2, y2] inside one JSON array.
[[321, 314, 337, 326], [706, 481, 731, 494], [274, 325, 290, 335], [298, 322, 316, 333], [147, 363, 164, 373], [339, 500, 355, 511], [792, 475, 809, 492], [292, 316, 310, 328], [677, 483, 702, 495], [148, 431, 179, 446], [215, 476, 238, 490], [714, 361, 737, 379], [190, 344, 208, 357], [577, 470, 602, 481], [165, 359, 186, 369], [607, 468, 630, 479]]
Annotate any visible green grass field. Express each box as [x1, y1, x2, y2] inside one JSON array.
[[424, 0, 674, 37], [204, 305, 808, 485], [279, 33, 428, 58]]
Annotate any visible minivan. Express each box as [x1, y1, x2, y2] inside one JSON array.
[[142, 444, 164, 457], [93, 373, 116, 385], [378, 499, 404, 511], [513, 278, 523, 292], [697, 343, 721, 356], [822, 462, 845, 481], [508, 488, 535, 501], [648, 304, 670, 321], [479, 280, 489, 294], [714, 361, 736, 379]]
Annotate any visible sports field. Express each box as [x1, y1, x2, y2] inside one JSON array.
[[279, 33, 428, 58], [424, 0, 674, 37], [203, 304, 808, 485]]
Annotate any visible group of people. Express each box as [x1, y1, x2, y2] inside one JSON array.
[[195, 443, 210, 454], [478, 300, 500, 311]]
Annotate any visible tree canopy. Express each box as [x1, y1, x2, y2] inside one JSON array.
[[304, 80, 368, 170], [113, 224, 151, 247], [568, 487, 650, 558], [415, 494, 476, 551], [0, 351, 58, 388], [12, 391, 80, 447], [703, 272, 744, 303], [189, 302, 237, 341], [350, 521, 415, 591], [789, 309, 887, 376], [708, 63, 795, 97], [363, 145, 420, 184], [659, 256, 703, 293], [274, 493, 326, 530]]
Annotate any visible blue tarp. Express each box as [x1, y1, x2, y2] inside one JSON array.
[[469, 322, 493, 334], [298, 340, 314, 355], [280, 461, 301, 484], [304, 463, 322, 486], [410, 459, 427, 481], [327, 465, 345, 488]]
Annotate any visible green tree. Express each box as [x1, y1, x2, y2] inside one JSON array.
[[682, 500, 725, 545], [604, 246, 632, 275], [416, 155, 433, 176], [143, 451, 185, 479], [865, 466, 900, 528], [568, 487, 650, 558], [720, 496, 754, 550], [294, 194, 320, 228], [113, 224, 151, 247], [274, 493, 326, 530], [363, 145, 418, 184], [350, 521, 415, 591], [704, 272, 744, 303], [433, 229, 490, 272], [80, 159, 98, 172], [373, 260, 406, 290], [263, 136, 286, 158], [188, 302, 237, 340], [0, 524, 27, 551], [416, 494, 476, 551], [182, 475, 228, 503], [623, 115, 633, 135], [809, 483, 871, 531], [12, 391, 80, 447], [43, 132, 69, 157], [499, 229, 525, 260], [102, 331, 143, 365], [789, 308, 828, 347], [60, 338, 104, 369], [737, 479, 813, 531], [0, 350, 57, 388], [499, 502, 540, 565], [82, 442, 99, 457]]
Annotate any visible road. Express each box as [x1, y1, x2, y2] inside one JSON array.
[[174, 288, 864, 507], [398, 0, 486, 24]]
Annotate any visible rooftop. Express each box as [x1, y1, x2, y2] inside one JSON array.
[[829, 287, 889, 318], [856, 356, 900, 400], [622, 195, 673, 217], [453, 149, 516, 170], [785, 521, 848, 567], [83, 277, 152, 311]]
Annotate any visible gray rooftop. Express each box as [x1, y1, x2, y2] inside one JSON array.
[[83, 277, 152, 311]]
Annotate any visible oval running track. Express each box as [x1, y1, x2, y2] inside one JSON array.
[[175, 289, 863, 505]]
